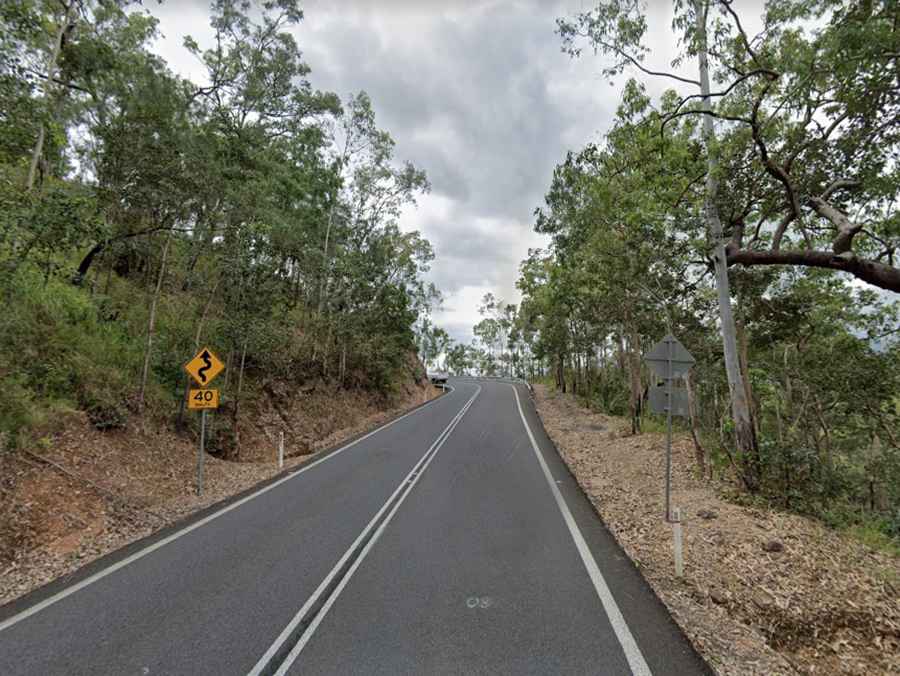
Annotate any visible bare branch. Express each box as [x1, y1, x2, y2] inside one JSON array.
[[24, 67, 92, 94], [819, 179, 861, 202], [807, 196, 863, 255], [578, 31, 702, 87], [771, 210, 796, 250], [718, 1, 763, 67]]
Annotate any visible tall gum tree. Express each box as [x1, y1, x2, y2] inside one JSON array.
[[559, 0, 899, 292], [558, 0, 764, 484]]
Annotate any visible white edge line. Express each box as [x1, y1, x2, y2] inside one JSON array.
[[248, 385, 481, 676], [510, 385, 652, 676], [272, 386, 481, 675], [0, 385, 458, 634]]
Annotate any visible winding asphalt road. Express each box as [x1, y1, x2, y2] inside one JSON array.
[[0, 379, 709, 675]]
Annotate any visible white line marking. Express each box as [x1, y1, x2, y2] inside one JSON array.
[[0, 386, 460, 634], [510, 385, 652, 676], [249, 386, 481, 676], [271, 395, 476, 676]]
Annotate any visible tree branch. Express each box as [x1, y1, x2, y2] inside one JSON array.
[[806, 196, 862, 255], [577, 31, 702, 87], [728, 248, 900, 292], [718, 1, 763, 67]]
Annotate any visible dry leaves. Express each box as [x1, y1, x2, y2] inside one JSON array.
[[533, 385, 899, 676]]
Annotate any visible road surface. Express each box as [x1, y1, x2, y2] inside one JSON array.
[[0, 379, 709, 675]]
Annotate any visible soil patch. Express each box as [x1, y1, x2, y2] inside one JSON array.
[[0, 381, 439, 606]]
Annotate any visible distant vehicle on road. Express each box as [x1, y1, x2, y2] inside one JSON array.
[[428, 371, 448, 385]]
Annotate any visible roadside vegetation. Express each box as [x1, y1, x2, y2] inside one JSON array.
[[0, 0, 437, 457], [535, 385, 899, 675], [444, 1, 900, 544]]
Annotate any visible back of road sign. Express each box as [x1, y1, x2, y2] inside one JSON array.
[[644, 334, 695, 378]]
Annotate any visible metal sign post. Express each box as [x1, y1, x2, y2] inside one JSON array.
[[198, 409, 206, 496], [646, 334, 696, 578], [644, 334, 695, 523], [665, 338, 673, 522], [184, 346, 225, 497]]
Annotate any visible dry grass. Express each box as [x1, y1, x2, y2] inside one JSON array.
[[533, 385, 899, 676]]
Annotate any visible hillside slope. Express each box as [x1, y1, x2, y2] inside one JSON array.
[[1, 369, 435, 606], [0, 264, 436, 605]]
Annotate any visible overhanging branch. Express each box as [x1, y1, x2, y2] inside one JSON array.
[[727, 248, 900, 292]]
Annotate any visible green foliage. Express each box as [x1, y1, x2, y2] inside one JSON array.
[[0, 269, 141, 441], [515, 0, 900, 539], [0, 1, 437, 455]]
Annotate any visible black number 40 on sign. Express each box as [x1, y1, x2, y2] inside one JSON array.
[[188, 388, 219, 410]]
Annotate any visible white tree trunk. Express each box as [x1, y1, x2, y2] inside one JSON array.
[[694, 0, 759, 489], [27, 1, 75, 191], [138, 229, 173, 409]]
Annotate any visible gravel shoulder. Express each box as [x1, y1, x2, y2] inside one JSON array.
[[532, 385, 899, 676]]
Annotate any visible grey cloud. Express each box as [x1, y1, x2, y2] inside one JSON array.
[[298, 1, 610, 220], [148, 0, 620, 342]]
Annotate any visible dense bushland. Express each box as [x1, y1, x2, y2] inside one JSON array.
[[0, 1, 435, 452], [443, 0, 900, 540]]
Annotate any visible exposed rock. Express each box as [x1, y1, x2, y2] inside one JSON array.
[[752, 589, 774, 609], [762, 539, 784, 553]]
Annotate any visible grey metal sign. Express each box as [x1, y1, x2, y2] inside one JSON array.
[[643, 333, 696, 523], [644, 334, 695, 378], [649, 385, 690, 417]]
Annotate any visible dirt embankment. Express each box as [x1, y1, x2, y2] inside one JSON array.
[[0, 376, 438, 607], [532, 385, 899, 676]]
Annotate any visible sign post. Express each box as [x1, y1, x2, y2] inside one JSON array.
[[198, 409, 207, 496], [185, 346, 225, 496], [644, 334, 695, 522]]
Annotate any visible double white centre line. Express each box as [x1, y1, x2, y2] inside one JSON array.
[[248, 385, 482, 676]]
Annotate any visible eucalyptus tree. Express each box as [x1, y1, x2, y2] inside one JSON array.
[[419, 325, 450, 372], [558, 0, 898, 285], [445, 342, 472, 376], [532, 83, 709, 428], [1, 0, 442, 455], [477, 292, 519, 374], [516, 248, 577, 392], [318, 92, 429, 313], [555, 1, 746, 478], [473, 316, 500, 371], [2, 1, 160, 281]]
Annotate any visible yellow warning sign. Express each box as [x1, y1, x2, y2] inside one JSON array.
[[188, 388, 219, 410], [185, 347, 225, 386]]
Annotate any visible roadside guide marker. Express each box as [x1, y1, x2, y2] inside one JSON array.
[[184, 347, 225, 495]]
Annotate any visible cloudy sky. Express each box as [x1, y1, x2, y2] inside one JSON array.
[[147, 0, 695, 344]]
